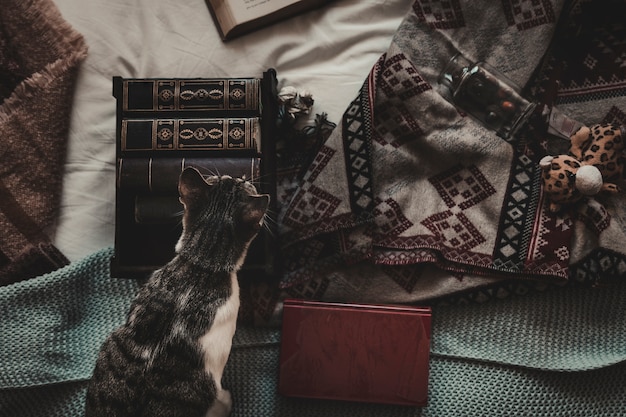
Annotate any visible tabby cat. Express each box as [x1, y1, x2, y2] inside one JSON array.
[[85, 167, 269, 417]]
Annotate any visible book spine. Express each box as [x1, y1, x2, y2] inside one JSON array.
[[117, 156, 260, 193], [120, 117, 260, 152], [117, 77, 260, 114], [134, 195, 184, 225]]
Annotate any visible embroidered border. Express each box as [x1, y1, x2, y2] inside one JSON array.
[[342, 78, 375, 216], [492, 151, 541, 272]]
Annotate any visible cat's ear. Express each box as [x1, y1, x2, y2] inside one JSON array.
[[240, 194, 270, 231], [179, 167, 208, 209]]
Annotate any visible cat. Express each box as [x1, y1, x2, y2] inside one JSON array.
[[85, 166, 269, 417]]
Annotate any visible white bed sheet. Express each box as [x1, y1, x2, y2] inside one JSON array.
[[51, 0, 411, 262]]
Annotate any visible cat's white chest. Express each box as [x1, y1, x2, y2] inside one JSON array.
[[198, 273, 240, 392]]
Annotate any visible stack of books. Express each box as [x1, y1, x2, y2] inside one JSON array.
[[111, 69, 278, 278]]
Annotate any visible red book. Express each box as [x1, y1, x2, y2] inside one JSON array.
[[279, 299, 432, 407]]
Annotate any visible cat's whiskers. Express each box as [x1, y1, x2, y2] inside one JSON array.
[[172, 209, 185, 227], [250, 172, 274, 191], [169, 212, 185, 242], [203, 167, 221, 178], [261, 210, 278, 238]]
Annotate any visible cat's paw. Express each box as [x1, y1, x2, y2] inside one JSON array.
[[205, 389, 232, 417]]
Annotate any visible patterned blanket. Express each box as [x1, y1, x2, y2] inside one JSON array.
[[241, 0, 626, 323]]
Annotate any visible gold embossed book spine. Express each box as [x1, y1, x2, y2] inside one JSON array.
[[114, 77, 261, 116], [120, 118, 260, 152]]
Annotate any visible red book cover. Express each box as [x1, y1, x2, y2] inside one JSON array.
[[279, 299, 432, 406]]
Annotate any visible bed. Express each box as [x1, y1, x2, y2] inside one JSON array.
[[50, 0, 410, 263], [2, 0, 626, 415]]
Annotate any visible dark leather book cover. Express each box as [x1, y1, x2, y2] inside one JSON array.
[[279, 299, 431, 407], [113, 77, 261, 116], [120, 117, 260, 153], [117, 157, 261, 193], [113, 156, 262, 275]]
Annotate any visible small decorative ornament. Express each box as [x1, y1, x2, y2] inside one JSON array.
[[157, 127, 173, 142], [230, 88, 245, 100], [278, 86, 314, 120], [195, 88, 210, 100], [209, 89, 224, 100], [539, 123, 625, 213], [158, 88, 174, 102], [229, 126, 245, 141], [193, 127, 209, 141]]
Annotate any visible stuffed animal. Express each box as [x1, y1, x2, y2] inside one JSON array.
[[539, 123, 624, 213]]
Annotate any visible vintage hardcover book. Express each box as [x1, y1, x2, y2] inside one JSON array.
[[120, 117, 260, 153], [117, 157, 261, 193], [206, 0, 333, 41], [113, 76, 261, 116], [279, 299, 432, 407], [113, 156, 265, 274], [111, 69, 279, 279]]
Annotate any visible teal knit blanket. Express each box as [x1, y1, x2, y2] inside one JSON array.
[[1, 247, 625, 416]]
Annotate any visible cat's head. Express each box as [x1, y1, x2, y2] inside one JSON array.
[[175, 167, 269, 267]]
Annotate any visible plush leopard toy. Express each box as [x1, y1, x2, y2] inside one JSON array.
[[539, 123, 624, 213]]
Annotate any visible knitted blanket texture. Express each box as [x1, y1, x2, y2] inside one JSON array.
[[1, 247, 625, 416]]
